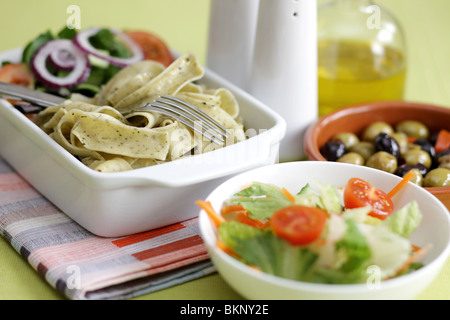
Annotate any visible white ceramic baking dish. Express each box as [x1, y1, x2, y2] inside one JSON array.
[[0, 48, 286, 237]]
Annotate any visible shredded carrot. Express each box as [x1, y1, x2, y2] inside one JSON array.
[[195, 200, 225, 228], [216, 239, 240, 258], [237, 212, 267, 229], [221, 204, 246, 215], [395, 244, 432, 275], [261, 220, 272, 230], [387, 170, 415, 199], [282, 188, 296, 203], [220, 203, 271, 229]]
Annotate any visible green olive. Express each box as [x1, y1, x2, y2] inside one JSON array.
[[391, 132, 408, 154], [403, 149, 432, 169], [423, 168, 450, 187], [349, 141, 375, 161], [439, 162, 450, 170], [337, 152, 365, 165], [362, 121, 394, 142], [407, 168, 424, 186], [395, 120, 429, 139], [366, 151, 398, 173], [331, 132, 360, 149], [438, 154, 450, 165], [438, 154, 450, 170], [406, 143, 422, 152]]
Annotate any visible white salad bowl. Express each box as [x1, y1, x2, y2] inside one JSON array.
[[0, 48, 286, 237], [198, 161, 450, 300]]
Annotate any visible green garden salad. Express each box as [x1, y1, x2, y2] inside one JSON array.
[[197, 172, 429, 284], [0, 26, 173, 100]]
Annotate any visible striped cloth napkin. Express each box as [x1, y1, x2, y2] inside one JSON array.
[[0, 158, 215, 300]]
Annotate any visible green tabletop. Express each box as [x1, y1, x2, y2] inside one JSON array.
[[0, 0, 449, 300]]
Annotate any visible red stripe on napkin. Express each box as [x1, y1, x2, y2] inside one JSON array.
[[112, 223, 186, 248], [133, 235, 204, 261]]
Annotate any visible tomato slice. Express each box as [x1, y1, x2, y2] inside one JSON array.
[[434, 129, 450, 154], [0, 63, 34, 88], [125, 31, 174, 67], [271, 205, 328, 246], [344, 178, 394, 220]]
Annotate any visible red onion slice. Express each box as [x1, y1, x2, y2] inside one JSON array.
[[74, 27, 144, 67], [31, 39, 90, 89], [49, 49, 76, 71]]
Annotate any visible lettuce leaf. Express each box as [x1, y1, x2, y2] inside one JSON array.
[[233, 182, 287, 199], [229, 197, 291, 221], [382, 200, 423, 238], [335, 219, 372, 273], [229, 182, 293, 220], [314, 180, 343, 215], [22, 30, 54, 65], [295, 183, 324, 209], [219, 221, 318, 281], [363, 223, 412, 279], [342, 206, 381, 225], [228, 181, 342, 220]]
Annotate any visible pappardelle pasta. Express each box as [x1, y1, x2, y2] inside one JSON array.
[[34, 53, 247, 172]]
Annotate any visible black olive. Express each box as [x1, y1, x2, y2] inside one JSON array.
[[394, 163, 428, 177], [374, 133, 401, 159], [320, 141, 346, 161], [430, 131, 439, 146], [413, 138, 436, 158]]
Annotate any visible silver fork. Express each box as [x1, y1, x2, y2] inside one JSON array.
[[0, 82, 228, 145], [140, 95, 229, 145]]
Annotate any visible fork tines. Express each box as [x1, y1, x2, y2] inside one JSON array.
[[140, 95, 229, 146]]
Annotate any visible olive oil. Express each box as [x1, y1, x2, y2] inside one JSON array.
[[318, 40, 406, 116]]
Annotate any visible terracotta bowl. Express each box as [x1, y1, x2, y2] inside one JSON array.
[[304, 101, 450, 210]]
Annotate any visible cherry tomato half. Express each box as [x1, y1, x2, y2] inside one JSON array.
[[271, 205, 328, 246], [125, 31, 174, 67], [0, 63, 34, 88], [344, 177, 394, 220]]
